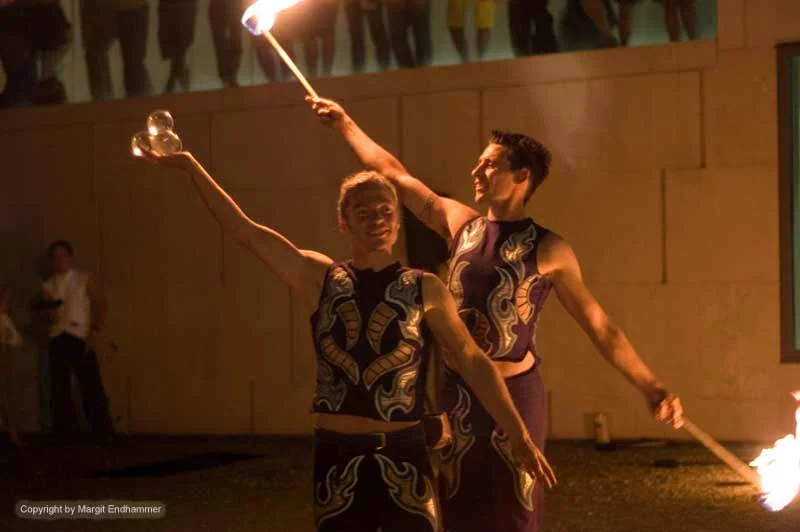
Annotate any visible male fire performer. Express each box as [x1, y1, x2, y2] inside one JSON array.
[[309, 96, 684, 532]]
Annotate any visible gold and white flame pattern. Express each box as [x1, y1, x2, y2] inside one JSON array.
[[447, 218, 488, 308], [491, 428, 536, 512], [440, 385, 477, 500], [313, 360, 347, 412], [316, 266, 361, 384], [366, 302, 398, 354], [363, 341, 416, 391], [385, 270, 423, 342], [315, 454, 364, 528], [487, 268, 519, 359], [374, 365, 420, 421], [320, 336, 360, 385], [337, 300, 362, 350], [375, 454, 440, 530]]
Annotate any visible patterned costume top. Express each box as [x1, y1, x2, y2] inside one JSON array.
[[310, 262, 431, 422], [447, 217, 552, 363]]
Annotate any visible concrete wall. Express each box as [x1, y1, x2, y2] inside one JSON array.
[[1, 0, 798, 441]]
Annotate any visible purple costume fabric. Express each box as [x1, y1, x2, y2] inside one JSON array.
[[439, 217, 553, 532]]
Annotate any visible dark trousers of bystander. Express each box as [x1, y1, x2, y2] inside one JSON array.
[[208, 0, 242, 87], [158, 0, 198, 92], [344, 0, 391, 73], [81, 1, 152, 100], [508, 0, 559, 56], [385, 0, 432, 68], [49, 333, 114, 443]]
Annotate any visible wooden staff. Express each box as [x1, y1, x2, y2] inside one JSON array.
[[261, 30, 319, 99], [682, 417, 762, 488]]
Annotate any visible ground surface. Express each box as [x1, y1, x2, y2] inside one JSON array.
[[1, 436, 797, 531]]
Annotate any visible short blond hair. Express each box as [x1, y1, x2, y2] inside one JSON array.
[[337, 170, 399, 223]]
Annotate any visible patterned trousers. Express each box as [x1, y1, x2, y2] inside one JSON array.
[[313, 424, 440, 531]]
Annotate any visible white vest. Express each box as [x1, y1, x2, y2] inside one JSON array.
[[42, 269, 92, 340]]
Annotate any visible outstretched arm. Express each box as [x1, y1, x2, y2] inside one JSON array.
[[538, 233, 684, 428], [308, 96, 479, 240], [137, 151, 332, 306], [422, 273, 557, 488]]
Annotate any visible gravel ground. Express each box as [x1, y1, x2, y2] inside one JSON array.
[[1, 436, 798, 532]]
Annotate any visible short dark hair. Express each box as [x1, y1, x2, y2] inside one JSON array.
[[489, 130, 551, 202], [47, 240, 73, 258]]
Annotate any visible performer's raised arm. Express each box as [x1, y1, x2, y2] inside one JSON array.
[[136, 151, 331, 306], [421, 272, 557, 489], [308, 96, 479, 241]]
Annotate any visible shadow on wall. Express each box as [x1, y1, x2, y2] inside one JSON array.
[[0, 230, 76, 433]]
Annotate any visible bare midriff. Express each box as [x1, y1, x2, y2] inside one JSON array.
[[314, 413, 419, 434], [493, 351, 536, 378]]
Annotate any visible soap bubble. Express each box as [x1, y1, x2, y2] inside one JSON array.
[[130, 131, 151, 157], [150, 130, 183, 155], [147, 110, 175, 136]]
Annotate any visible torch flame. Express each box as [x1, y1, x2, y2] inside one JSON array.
[[241, 0, 302, 35], [749, 391, 800, 512]]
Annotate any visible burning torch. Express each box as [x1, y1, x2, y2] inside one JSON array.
[[681, 392, 800, 512], [241, 0, 319, 99]]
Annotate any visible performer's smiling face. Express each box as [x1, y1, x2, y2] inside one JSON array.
[[471, 143, 526, 205], [472, 143, 515, 204], [341, 182, 399, 252]]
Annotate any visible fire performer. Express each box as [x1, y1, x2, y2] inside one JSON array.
[[135, 149, 556, 531], [309, 96, 684, 532]]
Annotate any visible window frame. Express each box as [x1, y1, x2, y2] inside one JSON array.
[[778, 42, 800, 363]]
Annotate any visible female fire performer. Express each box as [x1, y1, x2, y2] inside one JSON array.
[[135, 148, 556, 531]]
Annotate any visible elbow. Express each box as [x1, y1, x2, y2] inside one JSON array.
[[597, 324, 626, 360], [454, 347, 490, 381], [386, 160, 405, 177]]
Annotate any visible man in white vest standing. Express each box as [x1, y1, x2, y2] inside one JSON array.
[[41, 240, 113, 444]]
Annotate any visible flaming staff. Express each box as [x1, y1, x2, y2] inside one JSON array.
[[681, 392, 800, 512], [681, 417, 761, 487], [749, 391, 800, 511], [241, 0, 319, 99]]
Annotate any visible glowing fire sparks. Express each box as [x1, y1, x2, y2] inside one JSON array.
[[749, 391, 800, 512], [241, 0, 302, 35]]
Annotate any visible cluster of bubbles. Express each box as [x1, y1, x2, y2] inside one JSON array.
[[131, 110, 183, 157]]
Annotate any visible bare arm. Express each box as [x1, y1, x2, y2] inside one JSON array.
[[421, 273, 556, 487], [137, 151, 332, 306], [538, 234, 683, 427], [308, 97, 479, 240]]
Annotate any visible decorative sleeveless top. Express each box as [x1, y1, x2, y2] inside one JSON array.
[[447, 217, 552, 363], [310, 262, 430, 422]]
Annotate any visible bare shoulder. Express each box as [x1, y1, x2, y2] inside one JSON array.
[[537, 231, 579, 277], [300, 249, 334, 279], [440, 197, 480, 239], [304, 246, 335, 273], [300, 249, 334, 267], [420, 271, 447, 312]]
